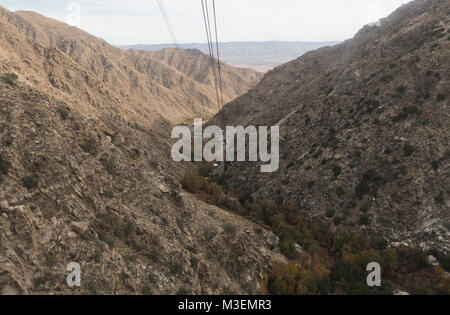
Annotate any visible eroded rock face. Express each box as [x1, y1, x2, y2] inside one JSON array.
[[210, 0, 450, 252]]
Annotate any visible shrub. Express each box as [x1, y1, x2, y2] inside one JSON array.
[[122, 254, 136, 268], [23, 174, 38, 189], [170, 261, 183, 275], [2, 138, 12, 147], [222, 287, 237, 295], [435, 192, 445, 205], [336, 187, 345, 197], [98, 233, 114, 248], [306, 181, 314, 189], [347, 200, 357, 209], [355, 169, 384, 198], [150, 160, 159, 169], [359, 214, 370, 226], [104, 190, 114, 198], [176, 217, 184, 230], [313, 150, 323, 159], [103, 161, 116, 175], [57, 107, 70, 120], [360, 203, 370, 213], [305, 116, 311, 125], [403, 106, 419, 115], [266, 262, 331, 295], [45, 255, 57, 267], [403, 143, 415, 157], [427, 249, 450, 272], [392, 106, 420, 123], [431, 160, 439, 170], [437, 94, 446, 102], [148, 248, 160, 263], [333, 217, 343, 225], [0, 154, 10, 176], [239, 190, 253, 205], [190, 256, 198, 270], [176, 287, 190, 295], [223, 223, 236, 236], [198, 164, 213, 177], [33, 277, 46, 288], [94, 251, 102, 263], [375, 239, 388, 250], [181, 170, 205, 193], [1, 73, 18, 85], [142, 285, 152, 295], [395, 85, 407, 96], [354, 180, 368, 198], [79, 138, 97, 154], [332, 165, 342, 178], [326, 209, 335, 218], [380, 74, 393, 83], [279, 239, 297, 259]]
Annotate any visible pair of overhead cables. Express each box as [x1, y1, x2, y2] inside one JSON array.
[[156, 0, 224, 112], [156, 0, 185, 60], [201, 0, 224, 111]]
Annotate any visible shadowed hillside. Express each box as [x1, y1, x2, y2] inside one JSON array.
[[210, 0, 449, 253]]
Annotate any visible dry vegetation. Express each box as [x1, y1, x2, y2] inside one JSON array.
[[182, 163, 450, 295]]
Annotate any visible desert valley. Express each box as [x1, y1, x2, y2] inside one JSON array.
[[0, 0, 449, 296]]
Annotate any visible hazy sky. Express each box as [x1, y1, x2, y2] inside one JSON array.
[[1, 0, 413, 45]]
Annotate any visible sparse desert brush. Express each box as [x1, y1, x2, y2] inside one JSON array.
[[22, 174, 38, 190], [56, 106, 70, 120], [181, 170, 206, 193], [79, 137, 97, 154], [1, 72, 18, 85], [223, 223, 237, 236], [359, 214, 370, 226], [0, 154, 11, 176], [437, 94, 446, 102], [403, 142, 415, 157]]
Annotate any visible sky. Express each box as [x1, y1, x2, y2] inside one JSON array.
[[1, 0, 413, 45]]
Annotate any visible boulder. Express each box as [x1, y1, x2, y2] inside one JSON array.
[[426, 255, 440, 267], [71, 221, 89, 237]]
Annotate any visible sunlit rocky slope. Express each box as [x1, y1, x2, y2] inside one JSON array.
[[0, 6, 281, 295]]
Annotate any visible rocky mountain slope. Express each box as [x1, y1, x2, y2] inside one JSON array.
[[211, 0, 449, 253], [120, 41, 340, 72], [136, 48, 262, 107], [0, 8, 262, 124], [0, 7, 281, 295]]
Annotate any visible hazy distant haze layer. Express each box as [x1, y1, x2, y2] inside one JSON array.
[[118, 41, 340, 72]]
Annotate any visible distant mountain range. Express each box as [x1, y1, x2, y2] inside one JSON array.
[[118, 41, 340, 72]]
